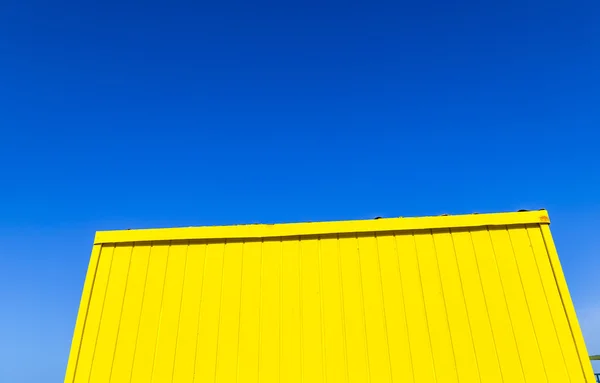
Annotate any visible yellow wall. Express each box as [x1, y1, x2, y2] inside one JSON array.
[[65, 211, 595, 382]]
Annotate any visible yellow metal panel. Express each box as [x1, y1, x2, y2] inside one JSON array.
[[300, 237, 325, 382], [151, 242, 188, 382], [395, 233, 436, 382], [194, 241, 225, 382], [64, 244, 101, 383], [130, 243, 169, 382], [236, 240, 262, 381], [259, 239, 282, 383], [109, 244, 151, 381], [415, 231, 460, 382], [377, 234, 414, 382], [88, 244, 132, 383], [73, 244, 114, 383], [65, 211, 595, 382], [509, 226, 570, 382], [451, 229, 503, 383], [489, 228, 547, 381], [320, 235, 349, 383], [541, 225, 596, 382], [214, 240, 244, 382], [94, 210, 551, 244], [280, 238, 302, 383], [357, 234, 393, 382], [527, 225, 586, 381], [172, 243, 207, 382], [339, 235, 370, 382], [432, 229, 480, 382]]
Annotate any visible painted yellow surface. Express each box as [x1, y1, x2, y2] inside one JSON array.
[[65, 210, 595, 382]]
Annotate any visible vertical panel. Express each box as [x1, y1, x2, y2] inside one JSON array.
[[259, 239, 281, 382], [89, 244, 132, 382], [450, 229, 502, 383], [357, 234, 392, 382], [214, 241, 244, 382], [73, 245, 115, 383], [414, 231, 459, 383], [64, 245, 102, 383], [237, 240, 262, 382], [377, 234, 414, 383], [109, 244, 151, 381], [489, 227, 547, 382], [172, 243, 207, 382], [339, 235, 369, 383], [432, 229, 480, 382], [509, 226, 570, 382], [320, 235, 348, 383], [470, 228, 525, 382], [130, 243, 170, 383], [194, 241, 225, 382], [151, 242, 188, 382], [281, 238, 302, 383], [527, 225, 586, 381], [540, 224, 596, 382], [395, 233, 436, 383], [300, 237, 324, 383]]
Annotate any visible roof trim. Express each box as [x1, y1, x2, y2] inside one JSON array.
[[94, 210, 550, 244]]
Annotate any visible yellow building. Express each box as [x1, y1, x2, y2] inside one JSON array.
[[64, 210, 595, 382]]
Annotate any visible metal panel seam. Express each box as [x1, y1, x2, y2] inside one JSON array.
[[356, 233, 373, 382], [337, 234, 351, 383], [63, 244, 103, 383], [411, 232, 438, 381], [191, 243, 210, 380], [126, 243, 153, 382], [279, 239, 284, 383], [234, 241, 246, 382], [374, 233, 394, 381], [540, 225, 596, 382], [107, 245, 135, 381], [212, 240, 228, 383], [506, 225, 549, 382], [299, 238, 305, 383], [486, 228, 527, 380], [446, 229, 483, 382], [257, 240, 265, 382], [85, 244, 117, 382], [466, 230, 504, 381], [148, 242, 173, 381], [317, 238, 328, 383], [392, 233, 415, 381], [170, 242, 190, 381], [430, 229, 461, 382], [525, 225, 571, 380]]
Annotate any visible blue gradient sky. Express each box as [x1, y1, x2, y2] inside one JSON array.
[[1, 1, 599, 381]]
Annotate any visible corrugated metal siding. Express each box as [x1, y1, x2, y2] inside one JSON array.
[[65, 216, 595, 382]]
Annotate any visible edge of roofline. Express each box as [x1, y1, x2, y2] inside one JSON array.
[[94, 209, 550, 245]]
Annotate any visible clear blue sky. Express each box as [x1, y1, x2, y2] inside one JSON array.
[[1, 1, 599, 381]]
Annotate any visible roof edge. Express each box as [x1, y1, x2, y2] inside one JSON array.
[[94, 210, 550, 245]]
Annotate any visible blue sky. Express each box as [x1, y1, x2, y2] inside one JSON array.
[[1, 0, 599, 381]]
